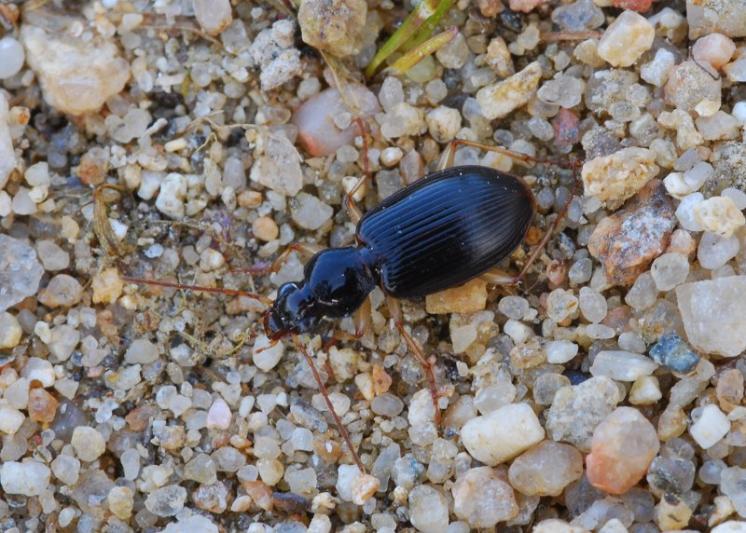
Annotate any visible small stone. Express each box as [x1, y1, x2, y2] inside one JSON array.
[[408, 485, 449, 532], [23, 357, 55, 388], [590, 350, 658, 381], [51, 454, 80, 485], [537, 74, 585, 109], [546, 288, 579, 322], [686, 0, 746, 39], [692, 33, 736, 70], [629, 375, 663, 405], [207, 398, 232, 430], [452, 467, 518, 527], [509, 441, 584, 496], [693, 196, 746, 238], [582, 147, 660, 208], [125, 338, 159, 364], [380, 103, 425, 139], [426, 106, 461, 143], [641, 48, 677, 87], [721, 467, 746, 517], [71, 426, 107, 462], [193, 0, 233, 35], [352, 473, 380, 505], [298, 0, 367, 56], [676, 277, 746, 356], [28, 388, 59, 424], [716, 368, 744, 412], [546, 340, 579, 364], [700, 231, 740, 270], [714, 522, 746, 533], [193, 481, 229, 513], [589, 181, 675, 286], [436, 32, 469, 69], [108, 486, 134, 520], [291, 193, 333, 230], [145, 485, 187, 517], [689, 404, 730, 449], [509, 0, 548, 12], [253, 216, 279, 242], [498, 296, 530, 320], [36, 240, 69, 271], [579, 287, 607, 323], [676, 192, 705, 231], [253, 335, 285, 371], [0, 312, 22, 349], [425, 278, 487, 314], [155, 173, 187, 219], [12, 187, 36, 215], [0, 235, 44, 312], [0, 93, 14, 190], [546, 376, 622, 452], [0, 405, 25, 434], [664, 60, 722, 116], [586, 407, 660, 494], [655, 494, 693, 530], [0, 460, 51, 496], [199, 249, 226, 272], [163, 515, 218, 533], [294, 86, 379, 156], [251, 131, 304, 195], [0, 37, 25, 79], [461, 403, 544, 465], [476, 61, 542, 120], [650, 252, 689, 291], [649, 332, 700, 373], [597, 11, 654, 67], [20, 23, 129, 115], [184, 454, 218, 485], [92, 267, 123, 304], [38, 274, 83, 308]]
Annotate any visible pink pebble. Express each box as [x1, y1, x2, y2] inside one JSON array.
[[612, 0, 652, 12], [206, 398, 232, 430], [692, 33, 736, 71], [293, 84, 380, 157], [586, 407, 659, 495], [552, 108, 580, 149]]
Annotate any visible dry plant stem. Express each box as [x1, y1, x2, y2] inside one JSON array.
[[121, 276, 273, 305], [400, 0, 456, 53], [293, 336, 366, 474], [364, 0, 453, 77], [387, 26, 459, 76], [93, 184, 130, 258], [387, 296, 442, 426]]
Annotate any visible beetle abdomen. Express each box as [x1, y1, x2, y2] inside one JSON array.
[[357, 165, 535, 298]]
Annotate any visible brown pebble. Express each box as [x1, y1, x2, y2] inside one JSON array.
[[242, 480, 273, 512], [425, 278, 488, 314], [237, 190, 263, 208], [252, 216, 279, 242], [372, 364, 393, 396], [28, 388, 58, 424], [588, 180, 675, 286], [716, 368, 744, 413]]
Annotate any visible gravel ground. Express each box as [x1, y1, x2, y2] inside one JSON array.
[[1, 0, 746, 531]]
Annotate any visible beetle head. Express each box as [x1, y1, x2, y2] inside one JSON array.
[[263, 281, 320, 339]]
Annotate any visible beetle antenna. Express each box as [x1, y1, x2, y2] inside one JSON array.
[[292, 335, 366, 474], [121, 276, 273, 306]]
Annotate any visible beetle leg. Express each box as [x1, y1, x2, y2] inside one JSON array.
[[386, 296, 442, 425], [440, 139, 580, 171], [236, 242, 324, 276], [293, 335, 367, 474], [121, 276, 273, 306], [353, 296, 373, 338], [344, 118, 373, 225]]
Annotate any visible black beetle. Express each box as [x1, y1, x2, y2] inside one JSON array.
[[264, 164, 535, 339]]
